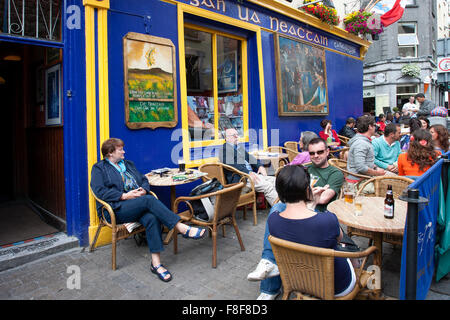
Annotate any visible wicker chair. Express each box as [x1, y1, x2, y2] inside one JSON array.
[[269, 235, 379, 300], [328, 158, 371, 198], [284, 141, 300, 162], [349, 176, 414, 246], [265, 146, 294, 167], [337, 135, 350, 146], [89, 188, 159, 270], [328, 147, 349, 160], [198, 163, 258, 225], [173, 181, 246, 268]]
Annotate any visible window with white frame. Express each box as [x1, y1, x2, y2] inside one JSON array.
[[398, 23, 419, 58]]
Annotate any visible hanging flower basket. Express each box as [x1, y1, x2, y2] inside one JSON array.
[[401, 64, 421, 79], [301, 0, 339, 26], [344, 10, 383, 38]]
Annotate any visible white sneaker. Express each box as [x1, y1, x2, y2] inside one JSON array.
[[257, 292, 279, 300], [247, 259, 280, 281]]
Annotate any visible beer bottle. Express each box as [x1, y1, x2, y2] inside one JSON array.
[[384, 184, 394, 219]]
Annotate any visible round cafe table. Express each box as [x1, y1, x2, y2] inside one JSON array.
[[145, 168, 208, 244], [250, 151, 289, 175], [328, 197, 407, 298], [328, 197, 407, 267]]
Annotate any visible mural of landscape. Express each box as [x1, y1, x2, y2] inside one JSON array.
[[124, 34, 177, 129]]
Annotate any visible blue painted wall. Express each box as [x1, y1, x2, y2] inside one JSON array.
[[63, 0, 365, 245], [63, 0, 89, 245]]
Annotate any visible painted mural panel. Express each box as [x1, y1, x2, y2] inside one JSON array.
[[275, 34, 328, 116], [124, 33, 178, 129]]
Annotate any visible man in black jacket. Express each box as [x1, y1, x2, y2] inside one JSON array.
[[338, 117, 356, 138], [218, 128, 278, 206]]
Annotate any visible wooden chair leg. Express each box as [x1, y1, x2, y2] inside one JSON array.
[[253, 202, 257, 226], [212, 225, 217, 268], [111, 233, 117, 271], [242, 206, 247, 220], [173, 228, 178, 254], [232, 215, 245, 251], [222, 225, 226, 237], [89, 222, 104, 252]]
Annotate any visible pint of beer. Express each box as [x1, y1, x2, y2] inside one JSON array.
[[344, 182, 356, 204], [344, 192, 354, 204]]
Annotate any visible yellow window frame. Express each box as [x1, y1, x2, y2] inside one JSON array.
[[183, 23, 248, 147], [177, 3, 268, 168]]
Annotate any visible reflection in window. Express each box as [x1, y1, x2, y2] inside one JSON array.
[[185, 28, 214, 141], [217, 35, 243, 138], [184, 27, 243, 142]]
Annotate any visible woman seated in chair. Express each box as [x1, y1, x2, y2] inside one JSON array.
[[398, 129, 440, 179], [247, 165, 356, 300], [90, 138, 206, 282], [289, 131, 317, 165], [430, 124, 449, 155], [319, 119, 341, 149]]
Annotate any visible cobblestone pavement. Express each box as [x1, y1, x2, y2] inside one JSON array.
[[0, 208, 449, 300]]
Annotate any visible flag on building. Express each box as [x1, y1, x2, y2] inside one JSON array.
[[372, 0, 407, 27]]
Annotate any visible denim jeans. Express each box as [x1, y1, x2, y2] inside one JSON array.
[[114, 195, 181, 253], [260, 202, 286, 295]]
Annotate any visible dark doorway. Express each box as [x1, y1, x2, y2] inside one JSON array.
[[363, 97, 375, 114], [0, 42, 65, 246]]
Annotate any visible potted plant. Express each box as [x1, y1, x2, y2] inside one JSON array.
[[301, 0, 340, 26], [344, 10, 383, 39]]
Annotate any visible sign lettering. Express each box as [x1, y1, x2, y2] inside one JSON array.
[[177, 0, 360, 57]]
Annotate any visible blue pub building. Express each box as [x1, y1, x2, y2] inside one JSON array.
[[0, 0, 370, 248]]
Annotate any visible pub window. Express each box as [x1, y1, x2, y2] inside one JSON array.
[[184, 25, 245, 144]]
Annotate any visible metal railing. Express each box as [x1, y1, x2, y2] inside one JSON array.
[[1, 0, 61, 41]]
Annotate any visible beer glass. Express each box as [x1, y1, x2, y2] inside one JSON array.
[[178, 159, 186, 173], [354, 196, 363, 216], [344, 182, 355, 204], [310, 174, 319, 187]]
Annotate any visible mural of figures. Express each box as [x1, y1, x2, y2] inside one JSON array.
[[275, 34, 328, 116]]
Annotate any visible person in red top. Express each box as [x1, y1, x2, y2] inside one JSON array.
[[398, 129, 440, 178], [319, 119, 341, 148], [376, 114, 386, 133]]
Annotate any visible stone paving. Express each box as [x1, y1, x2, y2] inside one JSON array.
[[0, 208, 449, 300]]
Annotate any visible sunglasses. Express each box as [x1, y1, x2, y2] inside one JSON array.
[[308, 149, 326, 156]]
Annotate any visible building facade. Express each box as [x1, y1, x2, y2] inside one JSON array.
[[0, 0, 370, 247], [363, 0, 442, 115]]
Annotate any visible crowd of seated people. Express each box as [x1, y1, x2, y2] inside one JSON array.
[[89, 104, 448, 298]]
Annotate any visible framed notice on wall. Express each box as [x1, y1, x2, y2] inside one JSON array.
[[124, 32, 177, 129], [274, 34, 329, 116], [45, 64, 62, 126]]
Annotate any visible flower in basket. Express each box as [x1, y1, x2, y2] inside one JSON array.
[[401, 64, 421, 79], [301, 0, 340, 26], [344, 10, 383, 37]]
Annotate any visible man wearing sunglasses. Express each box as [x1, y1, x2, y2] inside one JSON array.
[[219, 128, 279, 206], [307, 137, 344, 212]]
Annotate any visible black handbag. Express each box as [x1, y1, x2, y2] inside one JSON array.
[[188, 178, 224, 221], [336, 231, 361, 252]]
